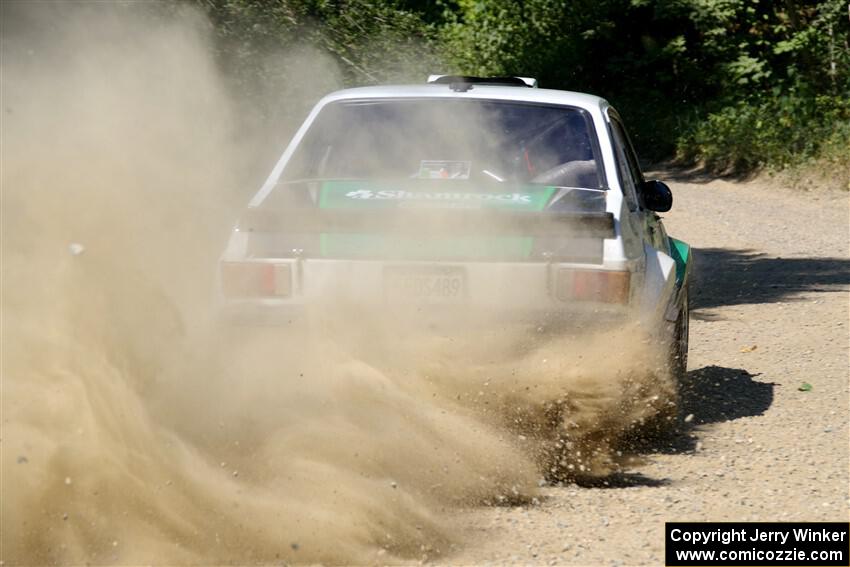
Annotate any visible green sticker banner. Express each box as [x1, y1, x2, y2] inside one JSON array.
[[318, 180, 557, 211], [315, 181, 556, 259]]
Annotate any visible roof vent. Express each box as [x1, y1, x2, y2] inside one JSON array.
[[427, 75, 538, 90]]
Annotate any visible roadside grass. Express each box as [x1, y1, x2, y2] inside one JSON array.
[[672, 94, 850, 192]]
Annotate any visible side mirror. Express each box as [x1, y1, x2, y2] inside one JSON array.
[[640, 180, 672, 212]]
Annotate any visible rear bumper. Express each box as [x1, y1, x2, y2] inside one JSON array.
[[218, 257, 635, 333], [219, 300, 631, 332], [220, 257, 636, 306]]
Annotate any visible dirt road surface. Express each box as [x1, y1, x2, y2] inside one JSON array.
[[450, 175, 850, 565]]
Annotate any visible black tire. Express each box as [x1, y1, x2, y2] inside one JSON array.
[[633, 286, 689, 438], [671, 285, 690, 383], [654, 285, 689, 431]]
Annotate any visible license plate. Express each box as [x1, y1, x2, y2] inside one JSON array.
[[384, 267, 466, 304]]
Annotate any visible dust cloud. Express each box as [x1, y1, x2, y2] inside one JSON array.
[[1, 3, 672, 565]]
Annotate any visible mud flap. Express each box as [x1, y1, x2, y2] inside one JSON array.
[[640, 243, 677, 328], [668, 237, 691, 288], [664, 237, 691, 322]]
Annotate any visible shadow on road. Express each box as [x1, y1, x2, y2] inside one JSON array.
[[679, 365, 774, 425], [576, 472, 672, 489], [652, 165, 757, 185], [572, 366, 774, 488], [665, 365, 773, 444], [610, 365, 776, 482], [691, 248, 850, 311]]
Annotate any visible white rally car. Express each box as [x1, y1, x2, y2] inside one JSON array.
[[219, 75, 691, 380]]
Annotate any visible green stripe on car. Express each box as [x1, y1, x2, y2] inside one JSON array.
[[669, 237, 691, 286], [318, 181, 556, 258], [318, 181, 557, 211]]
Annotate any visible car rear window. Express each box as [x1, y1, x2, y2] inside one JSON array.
[[282, 99, 603, 189]]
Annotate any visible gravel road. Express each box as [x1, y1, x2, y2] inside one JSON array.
[[449, 175, 850, 565]]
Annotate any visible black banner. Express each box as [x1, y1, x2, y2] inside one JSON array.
[[666, 522, 849, 566]]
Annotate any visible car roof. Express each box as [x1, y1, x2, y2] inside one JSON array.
[[316, 84, 610, 113]]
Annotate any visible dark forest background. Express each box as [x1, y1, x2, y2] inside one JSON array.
[[195, 0, 849, 182]]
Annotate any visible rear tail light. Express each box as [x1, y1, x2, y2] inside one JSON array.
[[555, 268, 630, 304], [220, 262, 291, 298]]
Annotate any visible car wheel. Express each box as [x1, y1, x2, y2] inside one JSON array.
[[633, 286, 689, 438], [657, 285, 690, 426], [671, 285, 690, 383]]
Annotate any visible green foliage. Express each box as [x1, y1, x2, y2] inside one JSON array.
[[194, 0, 850, 176], [677, 93, 850, 172], [199, 0, 440, 84], [671, 0, 850, 173], [194, 0, 442, 156]]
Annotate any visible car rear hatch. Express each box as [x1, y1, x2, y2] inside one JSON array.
[[241, 180, 613, 262], [223, 180, 631, 314]]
